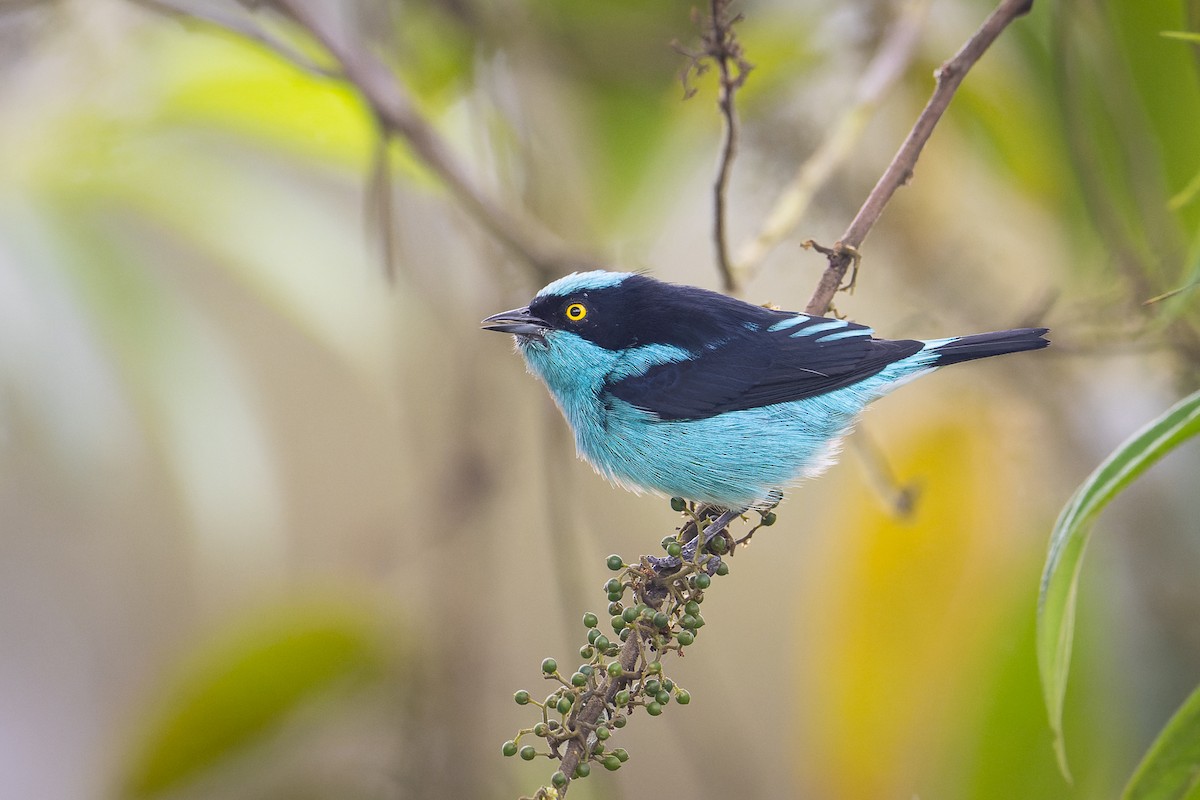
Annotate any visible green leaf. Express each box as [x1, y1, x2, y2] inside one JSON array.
[[1123, 682, 1200, 800], [1038, 389, 1200, 780], [1161, 30, 1200, 44], [121, 602, 392, 798]]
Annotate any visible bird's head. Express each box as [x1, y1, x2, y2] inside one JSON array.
[[481, 270, 751, 353]]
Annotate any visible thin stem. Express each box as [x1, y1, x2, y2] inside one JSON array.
[[263, 0, 596, 282], [711, 4, 739, 293], [705, 0, 750, 295], [805, 0, 1035, 315]]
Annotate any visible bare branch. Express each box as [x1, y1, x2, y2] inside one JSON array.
[[261, 0, 597, 282], [707, 0, 752, 295], [734, 0, 929, 282], [805, 0, 1035, 315]]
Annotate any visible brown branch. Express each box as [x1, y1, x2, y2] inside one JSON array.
[[556, 627, 643, 791], [734, 0, 929, 282], [260, 0, 597, 283], [707, 0, 751, 295], [805, 0, 1035, 315]]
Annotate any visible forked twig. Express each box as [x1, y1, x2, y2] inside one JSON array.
[[734, 0, 930, 282], [805, 0, 1035, 315]]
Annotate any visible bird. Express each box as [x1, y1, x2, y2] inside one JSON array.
[[482, 270, 1048, 518]]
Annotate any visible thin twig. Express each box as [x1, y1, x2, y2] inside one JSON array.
[[707, 0, 751, 295], [365, 131, 399, 282], [805, 0, 1035, 315], [130, 0, 341, 78], [734, 0, 930, 282], [259, 0, 597, 283]]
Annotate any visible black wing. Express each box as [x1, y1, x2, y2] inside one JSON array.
[[606, 314, 923, 421]]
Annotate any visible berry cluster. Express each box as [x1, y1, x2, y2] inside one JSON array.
[[503, 500, 776, 798]]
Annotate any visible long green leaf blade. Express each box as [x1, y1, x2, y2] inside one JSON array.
[[1123, 682, 1200, 800], [1038, 389, 1200, 778]]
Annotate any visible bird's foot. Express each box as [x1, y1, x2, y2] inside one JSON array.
[[650, 506, 744, 576]]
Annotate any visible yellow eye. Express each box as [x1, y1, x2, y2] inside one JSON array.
[[565, 302, 588, 322]]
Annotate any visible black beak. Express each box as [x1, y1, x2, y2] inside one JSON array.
[[481, 307, 550, 340]]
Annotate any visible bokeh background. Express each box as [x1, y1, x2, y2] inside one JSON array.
[[2, 0, 1199, 798]]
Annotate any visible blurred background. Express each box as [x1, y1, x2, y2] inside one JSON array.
[[1, 0, 1198, 798]]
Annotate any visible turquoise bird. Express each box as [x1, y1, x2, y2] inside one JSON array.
[[483, 270, 1047, 526]]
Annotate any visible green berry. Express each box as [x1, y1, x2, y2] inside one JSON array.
[[502, 740, 518, 757], [533, 722, 549, 736], [575, 762, 591, 778], [607, 554, 624, 571], [551, 770, 567, 788], [541, 658, 558, 675], [579, 645, 594, 659], [514, 690, 531, 705], [571, 672, 587, 687], [607, 591, 622, 602], [557, 695, 573, 714], [644, 678, 661, 694], [652, 612, 669, 629], [681, 614, 698, 629], [614, 748, 630, 762], [693, 614, 706, 629], [603, 755, 621, 771], [519, 745, 536, 761], [607, 661, 623, 678], [622, 607, 637, 623], [612, 714, 627, 728], [670, 496, 687, 512], [579, 664, 594, 676], [646, 661, 662, 674], [676, 689, 691, 705], [588, 629, 601, 645], [694, 573, 712, 590], [656, 690, 671, 705], [660, 535, 675, 550], [604, 578, 622, 594], [708, 536, 728, 554], [619, 629, 630, 641], [716, 561, 729, 576], [608, 601, 623, 616], [594, 634, 610, 651], [666, 541, 682, 557], [583, 612, 599, 629], [615, 689, 630, 706], [647, 701, 663, 716], [591, 741, 605, 755], [596, 726, 611, 740], [677, 630, 695, 646], [611, 615, 626, 632], [762, 511, 777, 526]]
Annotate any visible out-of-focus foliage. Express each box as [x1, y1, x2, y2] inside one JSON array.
[[1040, 389, 1200, 788], [121, 601, 400, 798], [0, 0, 1198, 798], [1123, 681, 1200, 800]]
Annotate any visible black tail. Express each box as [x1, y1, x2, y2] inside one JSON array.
[[932, 327, 1049, 367]]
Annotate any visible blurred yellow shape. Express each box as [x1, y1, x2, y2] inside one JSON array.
[[798, 393, 1036, 798]]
